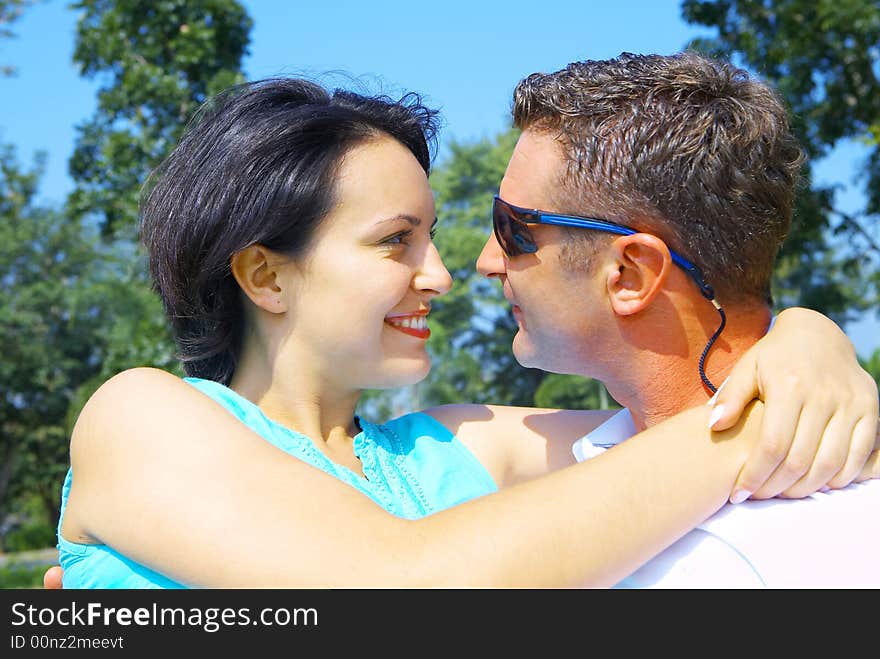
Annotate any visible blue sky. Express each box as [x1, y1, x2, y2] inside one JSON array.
[[1, 0, 878, 356]]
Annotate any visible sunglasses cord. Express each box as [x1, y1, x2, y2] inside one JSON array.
[[698, 299, 727, 395]]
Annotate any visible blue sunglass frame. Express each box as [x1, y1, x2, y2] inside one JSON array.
[[492, 195, 716, 300]]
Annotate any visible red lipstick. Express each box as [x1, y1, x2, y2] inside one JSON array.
[[385, 310, 431, 340]]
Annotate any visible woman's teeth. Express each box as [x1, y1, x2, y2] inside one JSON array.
[[387, 316, 427, 330]]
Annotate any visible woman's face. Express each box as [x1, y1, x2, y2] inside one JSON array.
[[280, 135, 452, 390]]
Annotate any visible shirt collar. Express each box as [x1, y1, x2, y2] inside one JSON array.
[[571, 408, 636, 462]]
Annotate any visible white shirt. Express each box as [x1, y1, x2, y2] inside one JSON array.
[[573, 409, 880, 588]]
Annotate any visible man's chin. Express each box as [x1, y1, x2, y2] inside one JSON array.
[[512, 335, 584, 375], [511, 336, 539, 369]]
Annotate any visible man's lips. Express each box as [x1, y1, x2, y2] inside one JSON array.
[[505, 294, 523, 325], [503, 292, 521, 317], [385, 310, 431, 340], [511, 304, 523, 323]]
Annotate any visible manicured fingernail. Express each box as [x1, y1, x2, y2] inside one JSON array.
[[729, 489, 751, 504], [708, 404, 725, 429], [707, 377, 730, 406], [819, 486, 830, 493]]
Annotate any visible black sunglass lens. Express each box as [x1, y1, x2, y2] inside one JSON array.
[[505, 209, 537, 255], [494, 200, 537, 256], [493, 203, 514, 256], [512, 228, 537, 254]]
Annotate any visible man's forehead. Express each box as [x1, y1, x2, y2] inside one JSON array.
[[499, 130, 567, 209]]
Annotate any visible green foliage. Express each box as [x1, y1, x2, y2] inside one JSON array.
[[0, 0, 249, 549], [534, 374, 619, 411], [0, 146, 97, 545], [0, 145, 180, 548], [3, 518, 55, 552], [682, 0, 880, 325], [62, 0, 251, 379], [0, 562, 46, 588], [68, 0, 252, 237]]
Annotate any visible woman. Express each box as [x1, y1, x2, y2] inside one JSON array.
[[54, 78, 878, 588]]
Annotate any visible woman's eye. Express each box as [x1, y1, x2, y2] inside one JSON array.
[[381, 230, 412, 246], [429, 227, 438, 240]]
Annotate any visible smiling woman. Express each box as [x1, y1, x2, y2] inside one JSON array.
[[226, 135, 451, 394], [48, 76, 879, 589]]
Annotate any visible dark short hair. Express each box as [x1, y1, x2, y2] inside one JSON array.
[[512, 51, 805, 304], [141, 78, 440, 384]]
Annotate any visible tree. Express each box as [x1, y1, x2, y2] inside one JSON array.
[[0, 146, 100, 546], [682, 0, 880, 325], [68, 0, 252, 238], [0, 145, 185, 549], [0, 0, 253, 550], [63, 0, 254, 379]]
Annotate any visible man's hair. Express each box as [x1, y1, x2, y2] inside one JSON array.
[[141, 77, 439, 384], [512, 51, 805, 304]]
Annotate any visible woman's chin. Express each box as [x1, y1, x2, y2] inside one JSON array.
[[373, 356, 432, 389]]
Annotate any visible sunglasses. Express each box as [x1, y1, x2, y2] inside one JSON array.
[[492, 195, 716, 301]]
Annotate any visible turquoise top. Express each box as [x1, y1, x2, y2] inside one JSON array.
[[56, 377, 497, 588]]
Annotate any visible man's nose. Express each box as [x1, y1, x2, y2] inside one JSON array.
[[476, 231, 506, 280]]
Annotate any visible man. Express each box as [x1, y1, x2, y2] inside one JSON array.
[[475, 51, 879, 587]]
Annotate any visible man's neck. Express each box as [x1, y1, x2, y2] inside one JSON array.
[[604, 302, 772, 432]]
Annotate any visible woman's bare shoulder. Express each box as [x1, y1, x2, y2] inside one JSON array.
[[70, 367, 223, 468], [87, 366, 185, 403]]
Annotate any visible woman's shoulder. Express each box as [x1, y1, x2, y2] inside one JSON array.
[[71, 368, 225, 460], [80, 368, 228, 418], [75, 368, 170, 428], [85, 367, 186, 407]]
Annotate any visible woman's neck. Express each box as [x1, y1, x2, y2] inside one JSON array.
[[228, 346, 363, 446]]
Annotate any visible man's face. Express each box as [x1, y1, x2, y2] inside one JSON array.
[[476, 129, 613, 376]]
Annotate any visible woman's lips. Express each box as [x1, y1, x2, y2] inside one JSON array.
[[385, 313, 430, 340]]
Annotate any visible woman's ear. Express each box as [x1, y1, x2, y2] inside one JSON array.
[[605, 233, 673, 316], [230, 245, 289, 314]]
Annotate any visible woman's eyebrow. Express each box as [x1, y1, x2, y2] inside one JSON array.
[[374, 214, 423, 227]]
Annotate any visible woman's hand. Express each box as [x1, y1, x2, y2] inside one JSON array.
[[43, 565, 63, 589], [708, 307, 879, 502]]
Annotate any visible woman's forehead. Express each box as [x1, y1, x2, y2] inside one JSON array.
[[327, 138, 435, 229]]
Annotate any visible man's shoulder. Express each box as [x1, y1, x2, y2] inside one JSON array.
[[627, 481, 880, 588], [707, 479, 879, 521], [701, 480, 879, 539], [693, 480, 880, 587]]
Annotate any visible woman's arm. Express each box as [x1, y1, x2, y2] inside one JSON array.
[[66, 367, 759, 588], [426, 307, 880, 495]]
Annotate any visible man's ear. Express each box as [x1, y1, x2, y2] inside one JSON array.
[[605, 233, 673, 316], [230, 245, 289, 314]]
